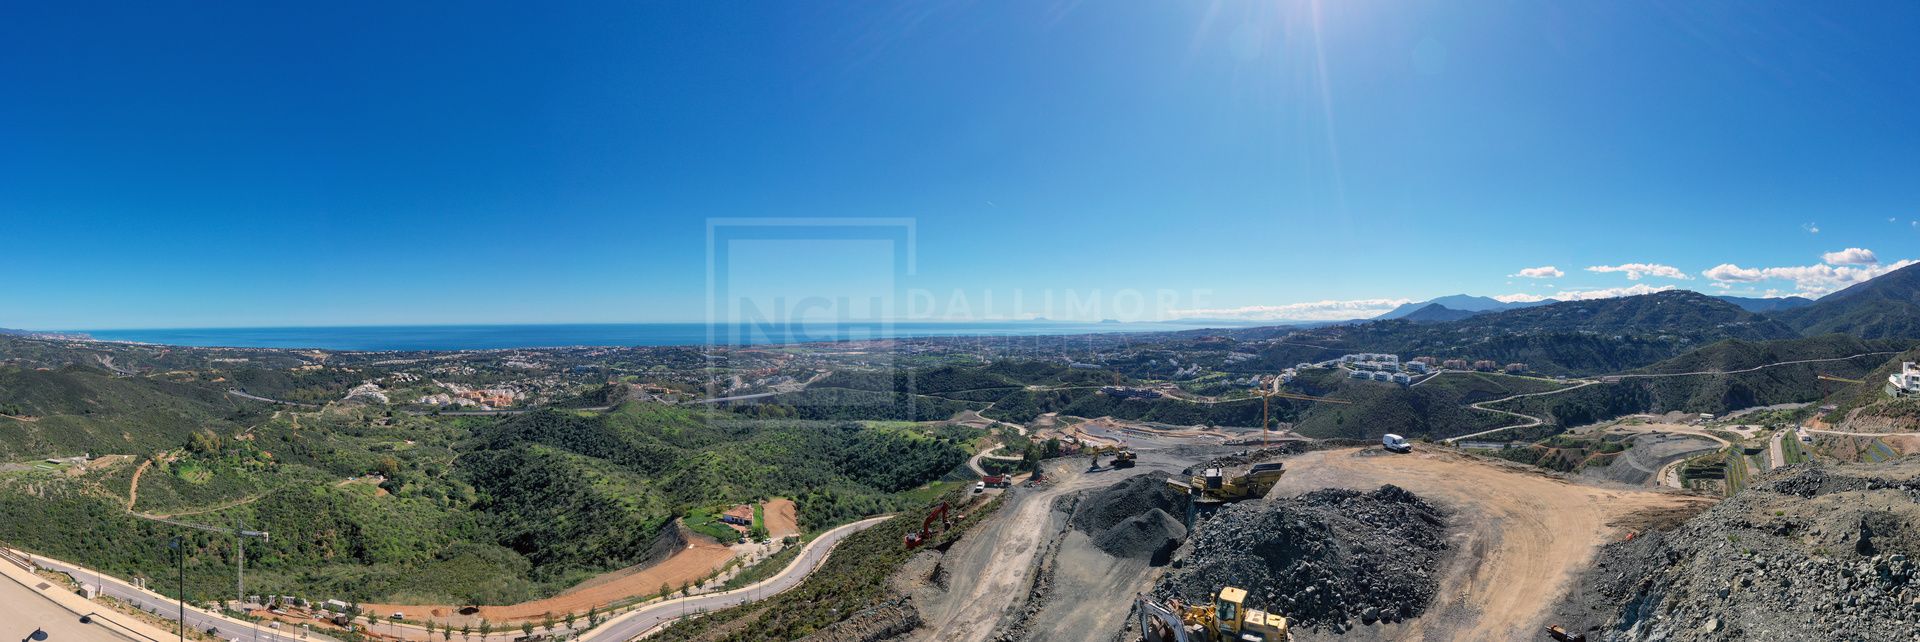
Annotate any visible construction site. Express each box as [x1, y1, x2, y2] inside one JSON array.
[[832, 416, 1718, 642]]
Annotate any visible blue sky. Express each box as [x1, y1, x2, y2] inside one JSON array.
[[4, 1, 1919, 328]]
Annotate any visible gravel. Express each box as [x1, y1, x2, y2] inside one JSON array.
[[1069, 472, 1186, 537], [1092, 508, 1187, 564], [1558, 462, 1920, 641], [1154, 484, 1449, 633]]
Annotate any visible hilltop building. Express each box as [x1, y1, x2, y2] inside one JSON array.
[[1889, 362, 1920, 397]]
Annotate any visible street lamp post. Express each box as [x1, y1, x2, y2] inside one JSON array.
[[167, 536, 185, 642]]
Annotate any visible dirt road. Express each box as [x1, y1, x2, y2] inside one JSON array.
[[1267, 448, 1711, 642], [125, 458, 150, 510], [364, 531, 736, 625], [910, 457, 1185, 642]]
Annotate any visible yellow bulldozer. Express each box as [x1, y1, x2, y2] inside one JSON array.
[[1137, 586, 1289, 642]]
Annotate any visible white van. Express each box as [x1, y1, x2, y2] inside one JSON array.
[[1382, 434, 1412, 453]]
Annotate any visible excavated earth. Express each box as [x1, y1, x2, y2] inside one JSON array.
[[1552, 460, 1920, 641], [1153, 484, 1450, 634]]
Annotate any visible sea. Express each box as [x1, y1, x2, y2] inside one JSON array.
[[75, 321, 1243, 352]]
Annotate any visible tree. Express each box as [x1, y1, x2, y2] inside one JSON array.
[[563, 612, 576, 630], [478, 619, 491, 639], [542, 614, 555, 634], [521, 621, 534, 637], [657, 583, 671, 601], [425, 621, 436, 639], [586, 606, 598, 627], [459, 624, 470, 641]]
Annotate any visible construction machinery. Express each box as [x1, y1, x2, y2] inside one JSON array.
[[1137, 586, 1289, 642], [1167, 461, 1287, 524], [1251, 377, 1349, 445], [903, 503, 953, 549], [1167, 462, 1286, 505], [1544, 624, 1588, 642], [1089, 444, 1138, 470]]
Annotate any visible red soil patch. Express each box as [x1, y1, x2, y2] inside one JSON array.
[[763, 498, 800, 538], [362, 529, 736, 625]]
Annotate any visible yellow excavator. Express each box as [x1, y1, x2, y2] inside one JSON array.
[[1137, 586, 1289, 642], [1089, 444, 1138, 469]]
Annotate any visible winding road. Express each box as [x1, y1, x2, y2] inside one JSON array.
[[25, 551, 329, 642], [1442, 350, 1901, 444], [585, 516, 889, 641]]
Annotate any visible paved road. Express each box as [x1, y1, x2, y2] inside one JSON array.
[[584, 516, 889, 641], [965, 445, 1024, 477], [1443, 381, 1595, 444], [225, 390, 318, 408], [0, 562, 133, 642], [24, 552, 330, 642], [1609, 352, 1902, 380]]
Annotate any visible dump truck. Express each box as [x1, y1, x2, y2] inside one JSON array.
[[1137, 586, 1289, 642]]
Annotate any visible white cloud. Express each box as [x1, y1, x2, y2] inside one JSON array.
[[1169, 298, 1413, 321], [1508, 266, 1563, 279], [1555, 284, 1678, 300], [1822, 247, 1879, 265], [1704, 263, 1766, 282], [1493, 284, 1677, 304], [1585, 263, 1691, 280], [1705, 258, 1916, 297], [1804, 222, 1820, 234]]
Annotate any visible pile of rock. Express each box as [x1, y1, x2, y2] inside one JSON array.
[[1564, 463, 1920, 641], [1068, 472, 1189, 561], [1155, 484, 1449, 633]]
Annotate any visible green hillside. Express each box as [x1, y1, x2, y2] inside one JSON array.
[[1495, 335, 1903, 427], [0, 365, 266, 459], [1770, 262, 1920, 339], [1266, 290, 1799, 376], [1290, 370, 1564, 440], [0, 402, 975, 606]]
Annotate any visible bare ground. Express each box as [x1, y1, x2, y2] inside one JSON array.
[[1265, 448, 1714, 642], [906, 455, 1191, 642], [763, 498, 801, 539], [363, 526, 737, 625]]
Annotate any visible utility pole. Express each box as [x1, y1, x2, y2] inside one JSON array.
[[168, 536, 185, 642]]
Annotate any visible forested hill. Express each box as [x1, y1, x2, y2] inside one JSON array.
[[1490, 335, 1906, 428], [459, 404, 972, 576], [0, 364, 263, 458], [1768, 262, 1920, 339], [1262, 290, 1799, 376]]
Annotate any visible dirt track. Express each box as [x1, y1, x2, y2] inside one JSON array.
[[363, 532, 736, 624], [1268, 448, 1712, 642], [909, 456, 1187, 642]]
